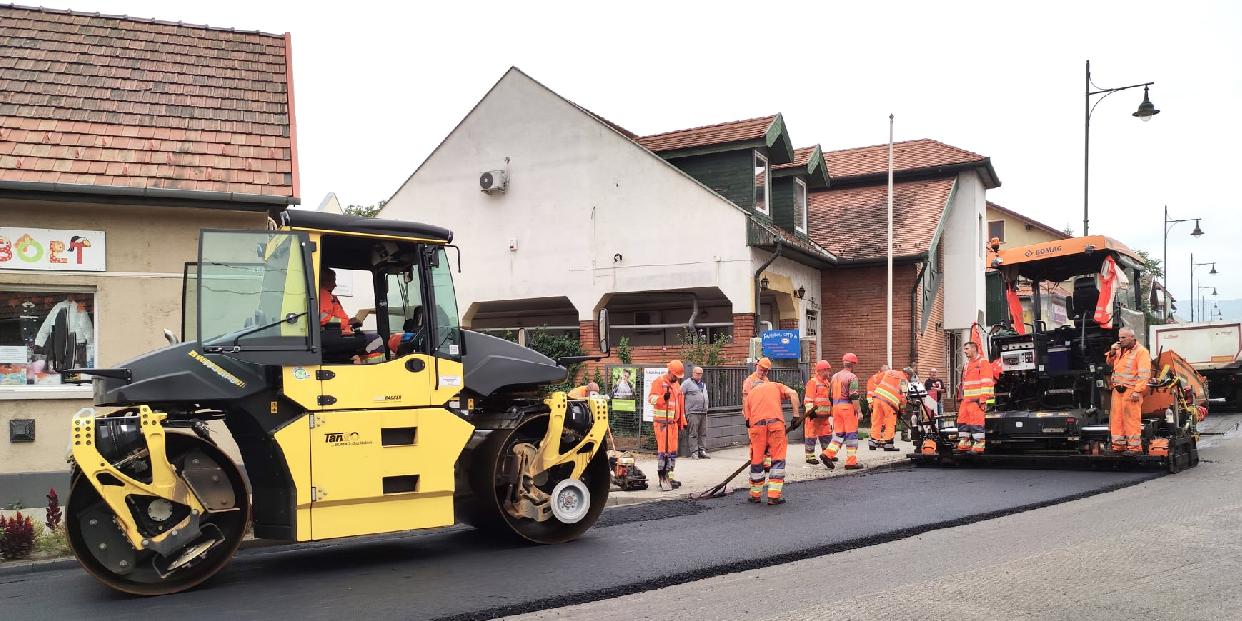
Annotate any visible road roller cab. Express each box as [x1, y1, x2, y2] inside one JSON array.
[[64, 209, 612, 595]]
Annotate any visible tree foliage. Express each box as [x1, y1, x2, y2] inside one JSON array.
[[1135, 249, 1165, 324], [344, 200, 387, 218], [677, 328, 732, 368], [526, 328, 584, 393]]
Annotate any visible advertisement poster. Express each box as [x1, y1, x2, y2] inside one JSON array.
[[609, 366, 639, 413], [0, 227, 106, 272], [641, 367, 665, 422], [761, 329, 801, 359]]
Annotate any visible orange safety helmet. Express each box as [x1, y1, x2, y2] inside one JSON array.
[[667, 359, 685, 377], [755, 357, 772, 370], [814, 360, 832, 373], [842, 352, 859, 364]]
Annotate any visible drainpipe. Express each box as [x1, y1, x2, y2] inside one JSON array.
[[686, 293, 700, 335], [754, 240, 783, 335], [909, 260, 929, 365]]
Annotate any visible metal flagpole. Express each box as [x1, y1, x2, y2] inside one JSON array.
[[887, 114, 894, 367]]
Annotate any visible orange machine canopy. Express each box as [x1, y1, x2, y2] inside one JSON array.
[[994, 235, 1144, 282]]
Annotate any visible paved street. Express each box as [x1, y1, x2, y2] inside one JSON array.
[[516, 414, 1242, 620], [0, 443, 1175, 620]]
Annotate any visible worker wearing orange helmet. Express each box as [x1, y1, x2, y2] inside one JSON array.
[[648, 359, 687, 491], [822, 353, 864, 469], [957, 340, 994, 454], [743, 375, 802, 505], [803, 360, 834, 466], [743, 357, 774, 471], [869, 366, 910, 451], [1106, 327, 1151, 455]]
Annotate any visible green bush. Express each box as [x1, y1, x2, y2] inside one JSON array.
[[527, 328, 584, 394], [678, 328, 732, 368], [616, 336, 632, 364]]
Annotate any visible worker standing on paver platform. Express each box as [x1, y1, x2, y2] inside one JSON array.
[[648, 360, 687, 491], [822, 353, 864, 469], [957, 339, 994, 454], [803, 360, 834, 466], [743, 377, 802, 505], [869, 366, 910, 451], [1106, 327, 1151, 455]]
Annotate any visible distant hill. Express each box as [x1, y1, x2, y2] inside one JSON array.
[[1176, 298, 1242, 323]]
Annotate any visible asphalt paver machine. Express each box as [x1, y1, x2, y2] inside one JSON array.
[[909, 235, 1206, 471], [64, 210, 612, 594]]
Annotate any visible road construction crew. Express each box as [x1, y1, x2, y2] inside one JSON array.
[[865, 364, 889, 416], [803, 360, 834, 465], [958, 341, 995, 454], [567, 382, 600, 400], [869, 366, 910, 451], [1106, 327, 1151, 455], [743, 357, 774, 471], [822, 353, 864, 469], [743, 376, 802, 505], [648, 360, 687, 491]]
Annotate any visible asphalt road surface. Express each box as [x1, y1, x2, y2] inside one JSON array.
[[516, 413, 1242, 620], [6, 430, 1227, 620]]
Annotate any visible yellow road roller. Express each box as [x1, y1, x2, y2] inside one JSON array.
[[63, 210, 611, 595]]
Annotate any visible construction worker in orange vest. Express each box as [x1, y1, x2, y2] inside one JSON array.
[[865, 364, 889, 416], [957, 340, 995, 454], [648, 360, 687, 491], [1106, 327, 1151, 455], [803, 360, 834, 466], [743, 376, 802, 505], [869, 366, 910, 451], [821, 353, 864, 469], [743, 357, 774, 471], [567, 382, 600, 400]]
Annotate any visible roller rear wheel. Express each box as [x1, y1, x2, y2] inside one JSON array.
[[462, 414, 609, 544], [67, 434, 249, 595]]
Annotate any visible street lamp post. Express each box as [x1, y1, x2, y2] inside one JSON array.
[[1196, 285, 1218, 322], [1163, 205, 1204, 319], [1084, 60, 1159, 236], [1189, 252, 1217, 321]]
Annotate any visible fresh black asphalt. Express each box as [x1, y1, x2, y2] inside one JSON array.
[[0, 465, 1158, 620]]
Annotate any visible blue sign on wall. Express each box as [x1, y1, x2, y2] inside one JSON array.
[[761, 329, 801, 359]]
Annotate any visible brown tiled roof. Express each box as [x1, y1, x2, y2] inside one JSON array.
[[637, 115, 776, 153], [749, 216, 835, 263], [0, 4, 298, 203], [824, 139, 984, 179], [806, 178, 956, 261], [774, 146, 817, 170], [987, 201, 1069, 240]]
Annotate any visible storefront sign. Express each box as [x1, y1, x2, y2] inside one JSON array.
[[0, 227, 106, 272], [761, 329, 801, 359]]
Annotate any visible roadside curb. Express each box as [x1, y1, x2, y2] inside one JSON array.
[[0, 461, 915, 578]]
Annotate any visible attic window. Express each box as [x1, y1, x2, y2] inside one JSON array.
[[988, 220, 1005, 242], [794, 178, 807, 233], [754, 152, 769, 215]]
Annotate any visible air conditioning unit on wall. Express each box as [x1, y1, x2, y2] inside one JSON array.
[[479, 169, 508, 194]]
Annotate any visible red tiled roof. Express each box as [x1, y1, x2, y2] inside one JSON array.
[[637, 115, 776, 153], [824, 139, 984, 179], [0, 5, 298, 202], [806, 178, 956, 261], [774, 145, 817, 170], [987, 201, 1069, 240]]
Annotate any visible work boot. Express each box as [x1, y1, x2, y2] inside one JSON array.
[[658, 470, 671, 492], [883, 442, 900, 452], [805, 454, 820, 465], [699, 449, 711, 459], [819, 454, 836, 470], [767, 497, 786, 506], [748, 495, 762, 504], [868, 439, 878, 451], [844, 456, 864, 470], [669, 476, 682, 489]]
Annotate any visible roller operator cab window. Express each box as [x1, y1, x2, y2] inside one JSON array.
[[196, 231, 312, 352], [386, 268, 428, 356], [428, 247, 461, 359]]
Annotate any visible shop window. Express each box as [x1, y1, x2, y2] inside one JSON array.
[[0, 290, 96, 387]]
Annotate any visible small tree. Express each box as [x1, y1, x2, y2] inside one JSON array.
[[616, 336, 632, 364], [527, 327, 584, 393], [45, 488, 61, 531], [1135, 249, 1165, 325], [591, 366, 605, 389], [678, 328, 732, 368], [0, 511, 36, 560], [344, 200, 387, 218]]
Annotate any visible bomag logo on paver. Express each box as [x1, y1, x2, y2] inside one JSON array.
[[188, 350, 247, 388], [1024, 244, 1063, 258], [324, 431, 372, 447]]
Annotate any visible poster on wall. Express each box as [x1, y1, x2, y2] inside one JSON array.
[[641, 367, 665, 422], [0, 227, 106, 272], [609, 366, 639, 413], [761, 329, 801, 359]]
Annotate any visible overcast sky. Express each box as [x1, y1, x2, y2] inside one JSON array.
[[62, 0, 1242, 310]]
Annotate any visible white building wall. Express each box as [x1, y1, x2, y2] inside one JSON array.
[[941, 171, 987, 331], [761, 253, 823, 338], [382, 69, 758, 322]]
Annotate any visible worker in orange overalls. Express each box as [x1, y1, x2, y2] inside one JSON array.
[[957, 340, 995, 454], [648, 360, 687, 491], [743, 357, 774, 471], [1106, 327, 1151, 454], [567, 382, 600, 400], [822, 353, 864, 469], [743, 376, 803, 505], [863, 364, 888, 449], [869, 366, 910, 451], [803, 360, 834, 466]]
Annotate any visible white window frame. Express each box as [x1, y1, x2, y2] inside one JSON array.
[[988, 220, 1006, 243], [754, 151, 769, 216], [794, 177, 808, 233], [0, 284, 98, 400]]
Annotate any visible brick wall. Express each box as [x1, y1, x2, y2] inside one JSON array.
[[721, 313, 755, 363], [820, 262, 920, 381]]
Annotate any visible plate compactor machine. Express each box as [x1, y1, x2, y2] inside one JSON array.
[[909, 235, 1206, 472], [63, 211, 613, 595]]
